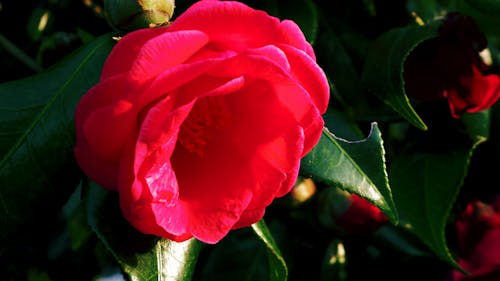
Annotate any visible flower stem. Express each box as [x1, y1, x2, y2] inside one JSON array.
[[0, 33, 43, 73]]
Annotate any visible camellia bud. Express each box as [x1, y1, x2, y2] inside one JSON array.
[[104, 0, 175, 32]]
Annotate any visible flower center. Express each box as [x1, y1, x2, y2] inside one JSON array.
[[177, 96, 231, 157]]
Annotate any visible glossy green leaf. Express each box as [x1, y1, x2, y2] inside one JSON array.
[[86, 182, 203, 281], [389, 110, 489, 269], [0, 34, 114, 247], [462, 110, 491, 145], [195, 228, 268, 281], [252, 220, 288, 281], [362, 21, 442, 130], [389, 150, 473, 269], [301, 124, 398, 223]]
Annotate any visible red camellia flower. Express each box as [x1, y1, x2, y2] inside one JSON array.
[[74, 0, 329, 244], [449, 197, 500, 280], [404, 13, 500, 118]]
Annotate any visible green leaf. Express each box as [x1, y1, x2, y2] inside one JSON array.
[[314, 25, 362, 112], [362, 21, 442, 130], [196, 228, 268, 281], [63, 185, 93, 251], [388, 110, 489, 269], [454, 0, 500, 36], [389, 150, 475, 269], [373, 224, 433, 258], [0, 34, 114, 247], [252, 220, 288, 281], [86, 182, 203, 281], [462, 110, 491, 145], [301, 124, 398, 223], [389, 110, 491, 268]]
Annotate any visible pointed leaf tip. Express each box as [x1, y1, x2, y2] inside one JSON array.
[[252, 220, 288, 281], [301, 124, 398, 224]]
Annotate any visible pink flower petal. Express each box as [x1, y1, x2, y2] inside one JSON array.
[[228, 80, 304, 206], [123, 199, 192, 241], [168, 0, 313, 56], [118, 98, 195, 238], [187, 190, 254, 243], [447, 66, 500, 117], [232, 208, 265, 229], [173, 74, 246, 105], [269, 129, 305, 198], [74, 73, 128, 125], [203, 52, 324, 153], [74, 73, 135, 190], [74, 142, 120, 191], [125, 51, 237, 112], [128, 30, 209, 84], [119, 76, 248, 243], [262, 74, 323, 154], [169, 75, 307, 243], [83, 100, 135, 164], [279, 44, 330, 113], [243, 45, 291, 72], [133, 98, 193, 200], [101, 27, 167, 80], [279, 20, 316, 60]]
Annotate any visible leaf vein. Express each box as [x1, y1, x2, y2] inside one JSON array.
[[0, 39, 108, 171]]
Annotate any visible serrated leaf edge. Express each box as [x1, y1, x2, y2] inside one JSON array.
[[322, 123, 397, 223]]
